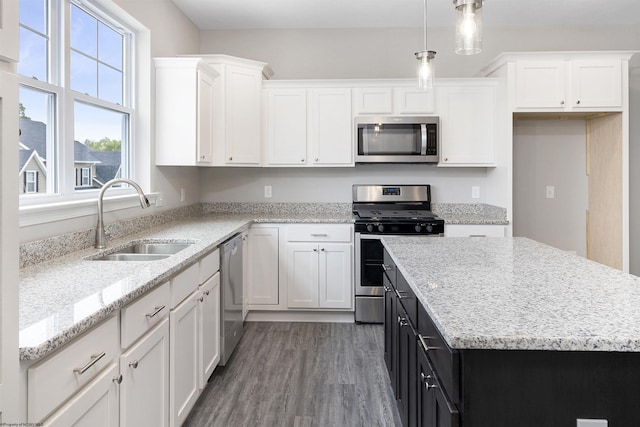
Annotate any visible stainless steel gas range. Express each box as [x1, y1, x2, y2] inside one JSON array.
[[352, 184, 444, 323]]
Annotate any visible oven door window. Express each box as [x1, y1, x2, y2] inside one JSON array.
[[361, 238, 384, 287]]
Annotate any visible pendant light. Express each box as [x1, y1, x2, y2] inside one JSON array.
[[453, 0, 483, 55], [415, 0, 436, 90]]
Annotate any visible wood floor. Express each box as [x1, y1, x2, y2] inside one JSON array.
[[184, 321, 402, 427]]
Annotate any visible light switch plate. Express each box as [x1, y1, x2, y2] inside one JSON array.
[[264, 185, 272, 198], [546, 185, 555, 199], [472, 186, 480, 199], [577, 419, 608, 427]]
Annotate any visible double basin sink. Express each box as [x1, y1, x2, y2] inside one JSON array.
[[90, 240, 194, 262]]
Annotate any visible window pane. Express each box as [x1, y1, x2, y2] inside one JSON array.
[[74, 102, 128, 191], [98, 23, 123, 70], [70, 4, 97, 57], [19, 86, 56, 195], [98, 65, 123, 104], [18, 27, 48, 80], [70, 51, 97, 96], [20, 0, 47, 33]]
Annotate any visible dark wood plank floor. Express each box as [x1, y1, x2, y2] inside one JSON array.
[[184, 322, 402, 427]]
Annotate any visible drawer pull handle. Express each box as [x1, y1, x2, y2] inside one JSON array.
[[420, 372, 438, 390], [310, 233, 328, 237], [381, 264, 394, 272], [394, 288, 407, 300], [145, 305, 166, 318], [418, 334, 439, 352], [469, 234, 486, 237], [74, 352, 106, 374], [198, 296, 204, 302], [397, 315, 408, 327], [113, 374, 123, 384], [204, 290, 210, 296], [129, 360, 139, 369]]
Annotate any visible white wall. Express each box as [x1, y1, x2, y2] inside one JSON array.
[[513, 120, 588, 256], [629, 56, 640, 275], [199, 165, 490, 204]]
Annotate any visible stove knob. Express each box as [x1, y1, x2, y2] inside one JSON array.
[[426, 224, 433, 233], [366, 224, 374, 233], [414, 224, 422, 233], [377, 224, 385, 233]]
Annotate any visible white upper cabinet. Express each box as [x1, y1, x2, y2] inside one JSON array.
[[507, 54, 626, 112], [264, 83, 352, 167], [354, 84, 434, 115], [309, 88, 352, 165], [203, 55, 271, 166], [155, 58, 219, 166], [436, 80, 497, 167]]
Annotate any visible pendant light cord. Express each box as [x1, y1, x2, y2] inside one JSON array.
[[423, 0, 427, 51]]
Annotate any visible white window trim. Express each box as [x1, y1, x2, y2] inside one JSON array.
[[18, 0, 152, 227], [25, 171, 38, 193]]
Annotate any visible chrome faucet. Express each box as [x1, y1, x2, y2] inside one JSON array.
[[95, 178, 151, 248]]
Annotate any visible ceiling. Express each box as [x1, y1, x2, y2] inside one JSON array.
[[171, 0, 640, 31]]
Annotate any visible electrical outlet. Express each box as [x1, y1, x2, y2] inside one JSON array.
[[546, 185, 555, 199], [155, 194, 163, 207], [576, 419, 608, 427], [180, 188, 185, 202], [264, 185, 272, 198], [471, 186, 480, 199]]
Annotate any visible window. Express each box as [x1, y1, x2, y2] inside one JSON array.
[[18, 0, 134, 200], [25, 171, 38, 193]]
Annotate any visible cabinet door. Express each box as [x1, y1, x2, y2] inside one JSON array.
[[43, 363, 119, 427], [198, 272, 220, 390], [571, 60, 622, 109], [394, 87, 435, 114], [318, 243, 352, 309], [514, 60, 566, 110], [309, 88, 353, 165], [397, 304, 417, 427], [417, 344, 459, 427], [170, 294, 200, 427], [437, 84, 496, 166], [286, 243, 319, 308], [265, 89, 308, 165], [354, 87, 393, 114], [197, 69, 215, 163], [248, 227, 280, 305], [120, 318, 169, 427], [0, 0, 19, 62], [383, 273, 396, 379], [241, 230, 249, 319], [225, 65, 262, 165]]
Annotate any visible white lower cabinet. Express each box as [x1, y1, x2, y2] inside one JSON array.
[[169, 292, 200, 427], [247, 226, 280, 306], [43, 363, 119, 427], [198, 272, 220, 390], [284, 224, 353, 310], [120, 318, 170, 427]]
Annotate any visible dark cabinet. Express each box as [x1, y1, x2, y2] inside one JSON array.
[[417, 334, 459, 427], [383, 271, 397, 390], [398, 302, 417, 427]]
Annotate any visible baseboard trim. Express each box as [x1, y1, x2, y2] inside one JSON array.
[[245, 311, 355, 323]]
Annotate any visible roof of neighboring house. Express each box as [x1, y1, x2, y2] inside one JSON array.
[[19, 149, 47, 176], [91, 151, 122, 186], [19, 117, 47, 158], [19, 149, 36, 171], [74, 141, 101, 164]]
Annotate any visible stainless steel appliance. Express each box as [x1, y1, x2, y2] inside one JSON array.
[[355, 116, 439, 164], [353, 184, 444, 323], [219, 233, 244, 365]]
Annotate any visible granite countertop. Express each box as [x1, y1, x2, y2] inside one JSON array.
[[19, 212, 353, 361], [382, 236, 640, 352]]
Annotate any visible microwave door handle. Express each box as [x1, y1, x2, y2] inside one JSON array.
[[362, 127, 369, 155], [420, 124, 427, 155]]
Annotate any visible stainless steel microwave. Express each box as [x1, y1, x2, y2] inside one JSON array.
[[355, 116, 439, 164]]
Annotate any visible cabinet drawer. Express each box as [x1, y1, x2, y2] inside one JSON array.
[[382, 248, 397, 284], [199, 248, 220, 284], [286, 224, 353, 243], [121, 282, 170, 349], [28, 316, 119, 423], [396, 272, 417, 327], [417, 304, 460, 404], [170, 263, 199, 308]]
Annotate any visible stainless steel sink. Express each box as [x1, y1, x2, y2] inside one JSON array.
[[90, 241, 194, 261]]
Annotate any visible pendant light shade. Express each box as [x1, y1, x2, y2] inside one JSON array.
[[454, 0, 483, 55], [415, 50, 436, 90], [415, 0, 436, 90]]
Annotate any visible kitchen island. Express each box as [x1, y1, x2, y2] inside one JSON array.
[[381, 236, 640, 427]]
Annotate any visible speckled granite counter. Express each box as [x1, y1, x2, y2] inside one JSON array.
[[432, 203, 508, 225], [381, 236, 640, 352], [19, 211, 353, 360]]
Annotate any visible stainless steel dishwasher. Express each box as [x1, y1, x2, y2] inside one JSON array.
[[219, 233, 244, 365]]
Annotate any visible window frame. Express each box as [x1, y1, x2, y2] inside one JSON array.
[[25, 171, 38, 193], [18, 0, 140, 207]]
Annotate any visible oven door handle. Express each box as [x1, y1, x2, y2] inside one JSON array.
[[420, 124, 427, 155]]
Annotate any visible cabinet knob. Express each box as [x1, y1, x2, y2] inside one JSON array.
[[204, 290, 210, 296], [313, 248, 318, 252], [320, 247, 325, 251], [444, 158, 448, 162], [560, 100, 565, 105], [113, 374, 123, 384], [129, 360, 139, 369], [200, 155, 205, 160], [315, 158, 319, 162], [229, 157, 233, 161], [301, 159, 305, 162], [576, 100, 581, 105]]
